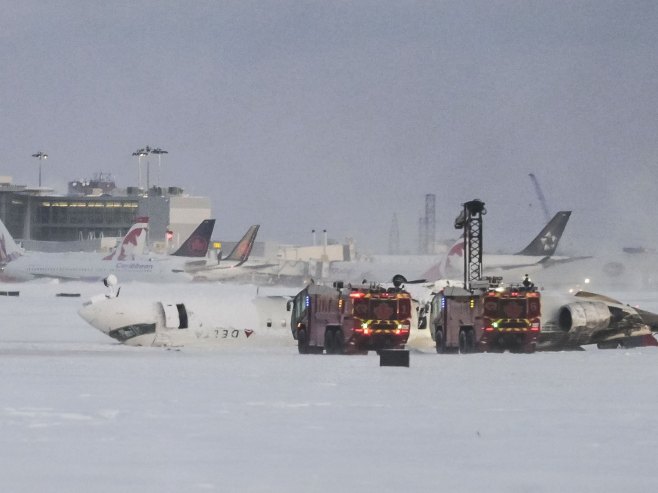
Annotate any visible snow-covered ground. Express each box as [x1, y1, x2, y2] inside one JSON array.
[[2, 280, 658, 492]]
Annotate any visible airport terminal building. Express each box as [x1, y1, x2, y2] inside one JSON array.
[[0, 175, 211, 253]]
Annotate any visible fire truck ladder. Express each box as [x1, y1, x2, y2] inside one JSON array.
[[454, 199, 486, 290]]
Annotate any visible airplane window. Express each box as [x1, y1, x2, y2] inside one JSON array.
[[108, 323, 155, 342]]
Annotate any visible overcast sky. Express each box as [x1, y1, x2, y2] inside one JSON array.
[[1, 1, 657, 254]]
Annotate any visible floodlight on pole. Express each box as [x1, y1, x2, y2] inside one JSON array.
[[151, 148, 168, 186], [31, 151, 48, 187], [132, 147, 149, 189]]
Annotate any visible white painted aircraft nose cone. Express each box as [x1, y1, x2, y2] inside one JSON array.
[[77, 301, 108, 334]]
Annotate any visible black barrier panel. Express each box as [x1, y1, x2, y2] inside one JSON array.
[[0, 291, 20, 296], [379, 349, 410, 367], [56, 293, 82, 297]]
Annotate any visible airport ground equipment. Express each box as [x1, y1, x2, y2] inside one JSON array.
[[379, 348, 410, 367], [287, 280, 413, 354], [425, 199, 541, 353], [427, 277, 541, 353]]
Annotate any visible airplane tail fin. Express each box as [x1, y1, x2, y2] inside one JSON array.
[[421, 236, 464, 281], [516, 211, 571, 256], [171, 219, 215, 257], [0, 218, 24, 264], [103, 217, 149, 261], [223, 225, 259, 267]]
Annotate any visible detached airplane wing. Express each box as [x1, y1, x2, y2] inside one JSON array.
[[574, 290, 658, 343], [538, 290, 657, 350]]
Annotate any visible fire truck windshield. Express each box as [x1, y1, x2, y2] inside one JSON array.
[[353, 298, 411, 320], [485, 298, 527, 319]]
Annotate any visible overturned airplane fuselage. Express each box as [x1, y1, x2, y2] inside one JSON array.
[[78, 290, 292, 348]]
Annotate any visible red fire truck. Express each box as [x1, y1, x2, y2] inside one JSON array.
[[287, 282, 413, 354], [427, 278, 541, 353]]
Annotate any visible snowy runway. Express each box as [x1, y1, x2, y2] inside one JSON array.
[[1, 281, 658, 492]]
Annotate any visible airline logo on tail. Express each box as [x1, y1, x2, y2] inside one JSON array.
[[188, 237, 209, 255], [0, 226, 23, 264], [223, 225, 259, 266], [171, 219, 215, 258], [0, 235, 14, 263], [103, 217, 149, 261], [516, 211, 571, 256], [422, 237, 464, 280], [234, 238, 251, 259], [0, 236, 8, 263], [540, 232, 558, 252]]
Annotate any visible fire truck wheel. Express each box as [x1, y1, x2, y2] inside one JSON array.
[[435, 330, 445, 354], [522, 342, 537, 354], [334, 329, 345, 355], [324, 329, 335, 354], [297, 329, 309, 354], [459, 329, 474, 354], [459, 330, 466, 353], [466, 330, 475, 352]]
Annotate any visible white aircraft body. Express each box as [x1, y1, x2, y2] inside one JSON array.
[[420, 211, 579, 280], [192, 257, 308, 284], [187, 225, 273, 281], [327, 211, 575, 285], [520, 249, 658, 291], [78, 280, 295, 348], [0, 218, 217, 283]]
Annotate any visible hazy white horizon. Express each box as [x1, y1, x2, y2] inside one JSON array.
[[2, 1, 657, 255]]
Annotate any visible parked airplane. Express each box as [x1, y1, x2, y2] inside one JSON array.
[[0, 218, 215, 282], [78, 278, 296, 347], [328, 211, 575, 285], [421, 210, 579, 280], [0, 216, 148, 281], [187, 225, 270, 279], [522, 247, 658, 291]]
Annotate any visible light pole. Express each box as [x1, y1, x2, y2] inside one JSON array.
[[132, 147, 149, 189], [31, 151, 48, 187], [151, 148, 168, 187]]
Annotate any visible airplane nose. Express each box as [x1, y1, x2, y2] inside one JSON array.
[[78, 296, 160, 345], [78, 297, 112, 335]]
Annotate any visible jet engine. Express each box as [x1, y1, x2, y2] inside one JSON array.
[[538, 291, 655, 350], [557, 300, 611, 333]]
